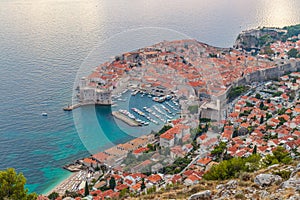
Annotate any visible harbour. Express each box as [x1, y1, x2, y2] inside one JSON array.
[[110, 91, 180, 127]]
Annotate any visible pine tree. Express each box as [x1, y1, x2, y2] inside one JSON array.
[[0, 168, 37, 200], [253, 145, 257, 155], [109, 177, 116, 190], [259, 101, 264, 110], [141, 178, 146, 191], [48, 192, 59, 200], [260, 115, 264, 124], [84, 181, 89, 196]]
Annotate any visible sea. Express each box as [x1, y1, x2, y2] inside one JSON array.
[[1, 0, 300, 194]]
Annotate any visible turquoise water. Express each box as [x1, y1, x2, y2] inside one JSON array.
[[74, 92, 180, 155], [1, 0, 300, 194]]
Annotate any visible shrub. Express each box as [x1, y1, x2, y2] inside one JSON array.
[[235, 193, 246, 200], [264, 146, 292, 166], [273, 170, 292, 180], [239, 172, 252, 181], [203, 155, 262, 180]]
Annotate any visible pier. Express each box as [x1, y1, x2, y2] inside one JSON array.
[[63, 102, 112, 111], [63, 104, 81, 111], [112, 111, 141, 126], [63, 161, 85, 172]]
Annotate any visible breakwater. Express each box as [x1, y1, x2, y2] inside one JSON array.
[[112, 111, 140, 126]]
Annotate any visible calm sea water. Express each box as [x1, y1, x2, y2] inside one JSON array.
[[1, 0, 300, 194]]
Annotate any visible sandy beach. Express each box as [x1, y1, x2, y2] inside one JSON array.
[[45, 170, 88, 195]]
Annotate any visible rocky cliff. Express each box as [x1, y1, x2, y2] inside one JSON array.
[[234, 27, 285, 51]]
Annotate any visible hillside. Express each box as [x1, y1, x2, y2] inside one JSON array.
[[128, 162, 300, 200]]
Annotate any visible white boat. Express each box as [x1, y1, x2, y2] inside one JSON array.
[[117, 98, 126, 102], [131, 90, 139, 96], [172, 100, 179, 106], [166, 95, 172, 100], [41, 112, 48, 116]]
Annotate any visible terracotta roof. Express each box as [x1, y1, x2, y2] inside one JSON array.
[[183, 170, 194, 177], [131, 183, 141, 191], [133, 147, 149, 154], [83, 157, 97, 164], [147, 174, 162, 183], [130, 173, 147, 180], [172, 174, 182, 183], [115, 184, 128, 191], [197, 157, 212, 166], [124, 179, 133, 186], [258, 146, 268, 152], [172, 118, 184, 125], [160, 124, 188, 140], [294, 108, 300, 113], [198, 134, 207, 141], [186, 174, 201, 182], [93, 152, 109, 162]]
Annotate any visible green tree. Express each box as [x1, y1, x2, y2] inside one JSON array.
[[141, 178, 146, 191], [48, 192, 59, 200], [211, 141, 227, 161], [63, 190, 81, 198], [203, 154, 262, 180], [260, 115, 264, 124], [191, 140, 198, 150], [100, 165, 107, 174], [284, 24, 300, 38], [120, 188, 128, 198], [266, 113, 272, 120], [259, 34, 272, 46], [228, 86, 248, 101], [264, 146, 292, 166], [253, 145, 257, 155], [204, 123, 209, 132], [246, 101, 254, 107], [278, 108, 287, 115], [273, 146, 292, 164], [287, 48, 299, 58], [262, 45, 275, 56], [244, 154, 262, 172], [259, 101, 264, 110], [147, 144, 155, 151], [84, 181, 89, 196], [95, 164, 100, 171], [109, 177, 116, 190], [0, 168, 37, 200]]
